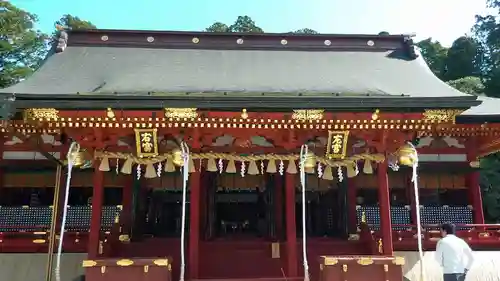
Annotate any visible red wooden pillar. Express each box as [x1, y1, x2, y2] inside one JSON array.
[[121, 177, 133, 234], [377, 161, 393, 255], [467, 140, 484, 224], [88, 160, 105, 258], [285, 172, 298, 277], [347, 178, 357, 232], [188, 129, 201, 279]]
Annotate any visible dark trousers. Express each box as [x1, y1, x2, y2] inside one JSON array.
[[443, 273, 465, 281]]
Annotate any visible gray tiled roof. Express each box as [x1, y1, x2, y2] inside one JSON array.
[[0, 46, 468, 98]]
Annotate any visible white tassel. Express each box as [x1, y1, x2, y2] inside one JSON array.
[[337, 166, 343, 182], [157, 162, 162, 177], [354, 162, 359, 175], [279, 160, 284, 176], [260, 160, 265, 174], [317, 162, 323, 178], [136, 165, 142, 180], [240, 161, 246, 177], [218, 159, 223, 173], [115, 158, 119, 174]]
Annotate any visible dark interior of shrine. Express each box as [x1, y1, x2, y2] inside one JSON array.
[[0, 170, 471, 240]]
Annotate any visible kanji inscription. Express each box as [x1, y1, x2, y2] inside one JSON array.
[[326, 131, 350, 159], [134, 129, 158, 158]]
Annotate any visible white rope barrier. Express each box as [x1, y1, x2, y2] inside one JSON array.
[[299, 144, 310, 281], [179, 142, 190, 281], [55, 141, 80, 281]]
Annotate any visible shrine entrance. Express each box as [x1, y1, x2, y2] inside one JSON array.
[[204, 173, 276, 240]]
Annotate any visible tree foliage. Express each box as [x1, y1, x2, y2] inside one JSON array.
[[442, 36, 483, 81], [0, 1, 47, 88], [446, 76, 485, 95], [472, 0, 500, 97], [416, 38, 448, 79], [56, 14, 96, 30], [0, 2, 95, 88], [205, 16, 317, 34]]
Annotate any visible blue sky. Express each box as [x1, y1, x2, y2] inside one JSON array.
[[11, 0, 494, 46]]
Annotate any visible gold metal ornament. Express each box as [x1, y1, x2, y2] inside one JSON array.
[[241, 109, 248, 119], [171, 149, 184, 166], [303, 150, 316, 169], [106, 108, 115, 119], [397, 143, 418, 167], [68, 149, 93, 169]]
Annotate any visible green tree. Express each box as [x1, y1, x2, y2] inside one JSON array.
[[292, 28, 319, 34], [446, 76, 485, 95], [416, 38, 448, 79], [228, 16, 263, 33], [480, 155, 500, 222], [0, 1, 47, 88], [205, 16, 317, 34], [442, 36, 482, 81], [472, 0, 500, 97], [205, 22, 230, 32], [55, 14, 96, 30]]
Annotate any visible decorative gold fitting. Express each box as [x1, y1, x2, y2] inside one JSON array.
[[342, 264, 348, 272], [101, 266, 106, 274], [422, 109, 463, 123], [119, 234, 130, 243], [33, 239, 46, 244], [378, 238, 383, 254], [392, 256, 405, 266], [384, 264, 389, 272], [82, 260, 97, 267], [116, 259, 134, 266], [371, 109, 380, 120], [303, 150, 316, 169], [241, 109, 248, 119], [144, 265, 149, 273], [469, 161, 480, 168], [23, 108, 59, 121], [361, 211, 367, 223], [106, 108, 115, 119], [164, 108, 198, 119], [292, 109, 324, 121], [323, 257, 338, 265], [479, 232, 490, 238], [357, 257, 374, 266], [153, 259, 170, 266], [98, 241, 103, 254]]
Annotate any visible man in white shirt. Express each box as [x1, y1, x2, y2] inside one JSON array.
[[435, 223, 474, 281]]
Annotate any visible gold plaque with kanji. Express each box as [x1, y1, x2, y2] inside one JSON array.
[[134, 128, 158, 158], [326, 131, 349, 159]]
